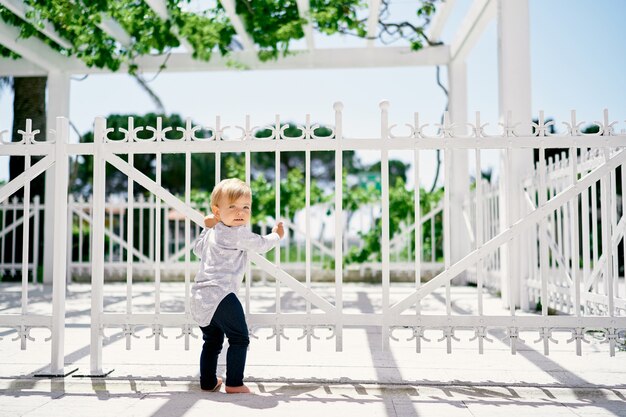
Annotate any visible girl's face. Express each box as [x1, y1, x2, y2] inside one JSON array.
[[212, 196, 251, 226]]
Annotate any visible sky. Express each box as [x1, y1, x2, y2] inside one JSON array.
[[1, 0, 626, 189]]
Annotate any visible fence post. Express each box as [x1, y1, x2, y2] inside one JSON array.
[[380, 100, 390, 350], [497, 0, 533, 309], [447, 58, 470, 284], [49, 116, 70, 375], [333, 101, 344, 352], [90, 116, 107, 375], [43, 72, 70, 284]]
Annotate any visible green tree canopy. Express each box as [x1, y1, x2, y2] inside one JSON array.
[[0, 1, 441, 68]]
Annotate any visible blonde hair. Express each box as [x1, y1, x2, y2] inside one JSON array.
[[210, 178, 251, 207]]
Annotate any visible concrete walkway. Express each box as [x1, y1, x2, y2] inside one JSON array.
[[1, 283, 625, 416]]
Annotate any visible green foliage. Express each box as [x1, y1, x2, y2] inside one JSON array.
[[345, 177, 444, 264], [0, 0, 235, 71], [310, 0, 367, 37], [72, 113, 216, 195], [191, 154, 328, 224], [236, 0, 306, 61], [0, 1, 441, 69]]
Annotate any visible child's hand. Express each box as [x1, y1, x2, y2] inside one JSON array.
[[204, 215, 218, 228], [272, 222, 285, 239]]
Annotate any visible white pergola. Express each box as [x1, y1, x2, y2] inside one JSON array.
[[0, 0, 532, 306]]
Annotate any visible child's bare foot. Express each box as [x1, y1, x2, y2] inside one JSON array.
[[225, 384, 251, 394], [202, 377, 222, 392]]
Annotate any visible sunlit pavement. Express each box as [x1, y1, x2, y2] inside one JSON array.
[[1, 282, 625, 417]]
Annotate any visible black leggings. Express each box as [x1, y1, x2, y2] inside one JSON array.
[[199, 293, 250, 389]]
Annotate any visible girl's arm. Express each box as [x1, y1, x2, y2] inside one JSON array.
[[236, 224, 283, 254]]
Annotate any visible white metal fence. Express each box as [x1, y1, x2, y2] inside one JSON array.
[[1, 104, 625, 376]]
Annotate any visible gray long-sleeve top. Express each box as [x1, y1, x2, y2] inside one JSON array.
[[190, 222, 280, 327]]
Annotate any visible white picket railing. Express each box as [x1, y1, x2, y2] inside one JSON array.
[[0, 196, 42, 281], [1, 104, 626, 377]]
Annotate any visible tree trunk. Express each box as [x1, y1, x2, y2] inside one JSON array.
[[3, 77, 47, 280]]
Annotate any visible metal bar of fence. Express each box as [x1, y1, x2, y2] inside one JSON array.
[[90, 116, 106, 374], [245, 116, 252, 316], [305, 128, 312, 351], [591, 166, 599, 295], [334, 102, 344, 352], [413, 113, 422, 353], [50, 116, 70, 374], [274, 114, 282, 351], [21, 156, 31, 331], [184, 150, 191, 350], [622, 157, 626, 299], [154, 152, 162, 350], [538, 144, 549, 320], [4, 109, 626, 370], [126, 154, 134, 350], [0, 155, 54, 204], [475, 151, 485, 353], [390, 148, 626, 316], [32, 195, 40, 284], [380, 101, 391, 351], [17, 135, 626, 155], [443, 115, 453, 339]]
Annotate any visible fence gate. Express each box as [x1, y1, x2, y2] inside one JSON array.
[[1, 105, 626, 377], [0, 118, 71, 376]]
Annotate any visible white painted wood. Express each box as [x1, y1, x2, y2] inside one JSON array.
[[0, 18, 82, 71], [97, 14, 132, 46], [8, 46, 449, 75], [219, 0, 255, 51], [428, 0, 456, 41], [0, 0, 72, 49], [448, 59, 470, 283], [295, 0, 315, 50], [497, 0, 533, 310], [366, 0, 381, 47], [450, 0, 495, 61], [0, 58, 46, 76], [44, 72, 70, 284]]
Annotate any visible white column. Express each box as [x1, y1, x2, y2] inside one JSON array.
[[497, 0, 533, 309], [448, 60, 470, 283], [43, 72, 70, 284], [50, 116, 69, 374]]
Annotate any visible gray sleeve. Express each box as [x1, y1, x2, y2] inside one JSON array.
[[192, 228, 209, 258], [236, 227, 280, 254]]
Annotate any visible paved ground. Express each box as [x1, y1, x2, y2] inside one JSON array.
[[1, 283, 625, 416]]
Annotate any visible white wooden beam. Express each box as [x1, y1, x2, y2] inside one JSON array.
[[0, 0, 73, 49], [219, 0, 255, 51], [366, 0, 381, 47], [428, 0, 456, 42], [96, 14, 132, 47], [66, 45, 449, 73], [296, 0, 315, 50], [143, 0, 168, 20], [450, 0, 495, 62], [0, 19, 83, 71], [144, 0, 194, 52], [0, 58, 46, 76]]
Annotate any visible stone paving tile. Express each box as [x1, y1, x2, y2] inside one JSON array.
[[2, 283, 626, 416]]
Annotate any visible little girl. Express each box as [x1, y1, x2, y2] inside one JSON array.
[[191, 178, 283, 393]]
